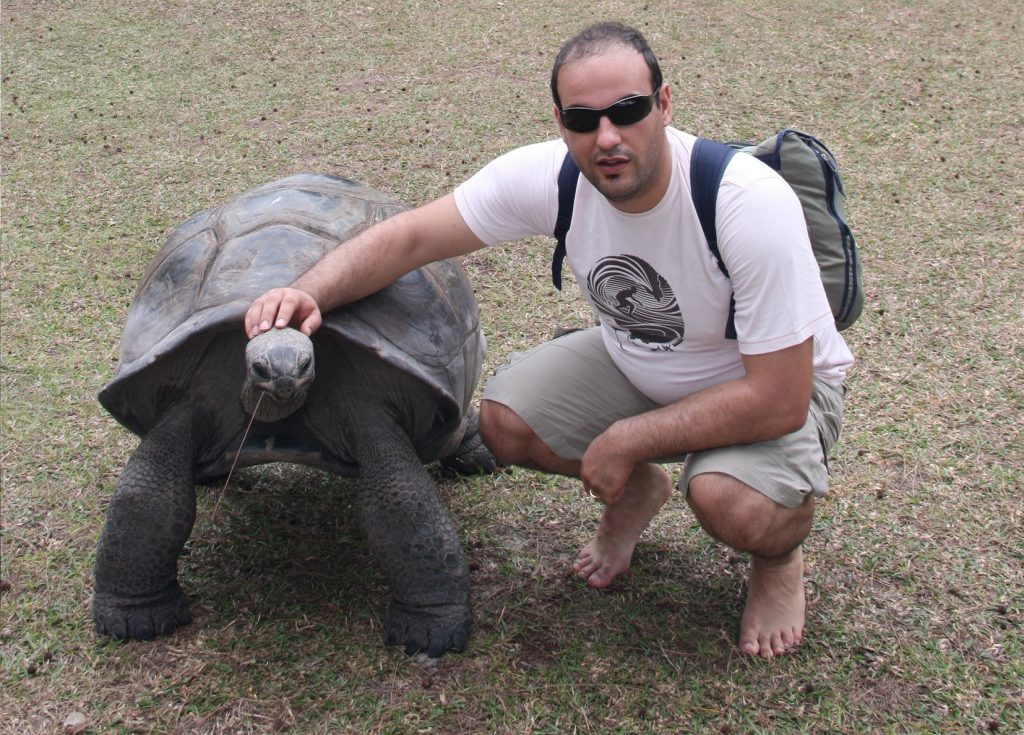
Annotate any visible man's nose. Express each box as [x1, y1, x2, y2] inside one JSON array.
[[595, 115, 623, 149]]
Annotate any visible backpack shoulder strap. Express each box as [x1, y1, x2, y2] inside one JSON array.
[[690, 137, 739, 339], [552, 152, 579, 290], [690, 137, 736, 278]]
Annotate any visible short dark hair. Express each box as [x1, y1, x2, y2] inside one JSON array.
[[550, 22, 663, 110]]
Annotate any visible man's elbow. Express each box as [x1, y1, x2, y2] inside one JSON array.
[[776, 394, 812, 436]]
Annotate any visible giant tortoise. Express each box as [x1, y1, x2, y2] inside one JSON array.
[[95, 173, 494, 657]]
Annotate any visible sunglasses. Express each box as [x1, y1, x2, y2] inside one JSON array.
[[559, 89, 660, 133]]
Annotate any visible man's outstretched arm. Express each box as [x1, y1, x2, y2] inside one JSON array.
[[245, 193, 486, 337]]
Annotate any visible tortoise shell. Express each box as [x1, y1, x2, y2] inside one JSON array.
[[99, 173, 484, 461]]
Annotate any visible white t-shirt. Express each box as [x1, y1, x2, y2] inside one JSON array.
[[454, 127, 854, 405]]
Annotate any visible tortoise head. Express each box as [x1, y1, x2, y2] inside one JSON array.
[[242, 327, 316, 422]]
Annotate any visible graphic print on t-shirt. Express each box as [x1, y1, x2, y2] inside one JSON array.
[[586, 255, 685, 351]]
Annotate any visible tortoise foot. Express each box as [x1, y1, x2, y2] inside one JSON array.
[[440, 409, 499, 475], [93, 584, 192, 641], [440, 441, 499, 475], [384, 601, 471, 658]]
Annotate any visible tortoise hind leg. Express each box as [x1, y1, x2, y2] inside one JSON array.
[[93, 405, 201, 641], [440, 407, 499, 475], [352, 409, 472, 658]]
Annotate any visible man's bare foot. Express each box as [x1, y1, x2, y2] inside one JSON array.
[[573, 463, 671, 588], [739, 546, 806, 658]]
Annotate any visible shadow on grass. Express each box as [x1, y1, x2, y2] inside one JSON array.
[[180, 465, 384, 645], [172, 461, 747, 665]]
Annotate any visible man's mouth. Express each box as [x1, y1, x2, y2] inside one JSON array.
[[596, 155, 630, 177]]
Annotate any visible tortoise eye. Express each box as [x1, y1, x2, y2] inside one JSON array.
[[252, 364, 270, 381]]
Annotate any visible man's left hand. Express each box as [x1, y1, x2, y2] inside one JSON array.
[[579, 425, 636, 504]]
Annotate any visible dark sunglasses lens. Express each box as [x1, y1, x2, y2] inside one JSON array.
[[561, 94, 654, 133], [608, 95, 654, 126], [561, 108, 600, 133]]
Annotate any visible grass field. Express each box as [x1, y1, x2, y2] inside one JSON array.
[[2, 1, 1022, 733]]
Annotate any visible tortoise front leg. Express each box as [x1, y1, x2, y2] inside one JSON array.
[[352, 413, 471, 658], [93, 406, 201, 641]]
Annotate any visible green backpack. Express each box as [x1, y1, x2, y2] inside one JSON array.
[[552, 128, 864, 338]]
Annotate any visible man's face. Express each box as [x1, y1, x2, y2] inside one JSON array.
[[554, 45, 672, 213]]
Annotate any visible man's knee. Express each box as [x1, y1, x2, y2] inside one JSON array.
[[479, 399, 582, 477], [687, 474, 768, 550], [479, 399, 530, 465], [686, 473, 813, 554]]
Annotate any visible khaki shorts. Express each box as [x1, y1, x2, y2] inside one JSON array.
[[482, 327, 844, 509]]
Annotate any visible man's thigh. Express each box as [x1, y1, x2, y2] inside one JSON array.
[[482, 327, 658, 460]]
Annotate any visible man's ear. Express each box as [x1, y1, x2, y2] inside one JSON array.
[[658, 83, 672, 124], [553, 104, 567, 140]]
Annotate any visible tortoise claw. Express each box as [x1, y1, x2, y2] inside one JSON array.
[[385, 601, 471, 658], [93, 585, 192, 641]]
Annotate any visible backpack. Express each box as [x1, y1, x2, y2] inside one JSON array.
[[551, 128, 864, 338]]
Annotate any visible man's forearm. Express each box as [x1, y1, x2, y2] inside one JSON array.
[[291, 193, 485, 313], [291, 214, 418, 312], [610, 380, 804, 462], [604, 338, 815, 464]]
